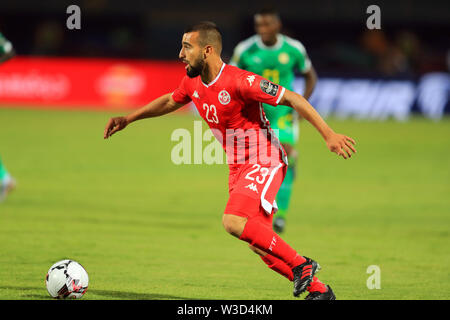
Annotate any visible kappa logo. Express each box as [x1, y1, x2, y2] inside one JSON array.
[[218, 89, 231, 105], [245, 183, 258, 193], [247, 75, 256, 86], [193, 90, 199, 98]]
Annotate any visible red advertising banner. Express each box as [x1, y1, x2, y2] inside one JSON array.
[[0, 56, 187, 110]]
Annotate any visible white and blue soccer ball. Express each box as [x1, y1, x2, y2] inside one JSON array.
[[45, 259, 89, 299]]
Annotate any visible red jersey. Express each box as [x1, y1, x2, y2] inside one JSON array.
[[171, 63, 288, 169]]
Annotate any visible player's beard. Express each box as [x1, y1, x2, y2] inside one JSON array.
[[186, 57, 205, 78]]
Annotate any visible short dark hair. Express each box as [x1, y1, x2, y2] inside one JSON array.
[[255, 6, 280, 19], [184, 21, 222, 53]]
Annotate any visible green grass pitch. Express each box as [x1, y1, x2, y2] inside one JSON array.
[[0, 107, 449, 300]]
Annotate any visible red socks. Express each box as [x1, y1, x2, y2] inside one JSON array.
[[260, 254, 328, 293], [238, 216, 328, 294], [260, 254, 294, 281], [308, 276, 328, 293], [239, 217, 306, 269]]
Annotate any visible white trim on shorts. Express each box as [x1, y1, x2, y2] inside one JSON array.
[[260, 162, 283, 215]]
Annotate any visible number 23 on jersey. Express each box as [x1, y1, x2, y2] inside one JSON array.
[[203, 103, 219, 124]]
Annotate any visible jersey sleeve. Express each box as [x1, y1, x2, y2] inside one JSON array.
[[297, 51, 312, 74], [238, 72, 286, 106], [171, 76, 192, 105], [288, 38, 312, 74], [230, 52, 243, 69], [229, 41, 247, 69]]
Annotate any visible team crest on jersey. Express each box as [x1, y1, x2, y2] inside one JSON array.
[[260, 79, 279, 97], [218, 90, 231, 105], [278, 52, 290, 64]]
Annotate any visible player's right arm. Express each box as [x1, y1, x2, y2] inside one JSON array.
[[239, 71, 356, 159], [279, 89, 356, 159], [104, 75, 192, 139], [103, 93, 184, 139]]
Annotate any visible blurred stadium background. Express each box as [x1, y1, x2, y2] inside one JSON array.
[[0, 0, 449, 300], [0, 0, 449, 116]]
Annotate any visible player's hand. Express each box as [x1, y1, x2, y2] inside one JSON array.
[[326, 133, 356, 159], [104, 116, 128, 139]]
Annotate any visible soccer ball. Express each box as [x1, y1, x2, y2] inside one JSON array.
[[45, 259, 89, 299]]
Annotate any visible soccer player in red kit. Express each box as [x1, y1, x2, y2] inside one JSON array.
[[104, 22, 356, 299]]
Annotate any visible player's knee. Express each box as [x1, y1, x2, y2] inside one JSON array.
[[222, 216, 240, 236], [222, 214, 246, 238]]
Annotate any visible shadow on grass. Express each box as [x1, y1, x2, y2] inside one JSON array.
[[0, 286, 201, 300], [0, 286, 48, 299], [88, 289, 202, 300]]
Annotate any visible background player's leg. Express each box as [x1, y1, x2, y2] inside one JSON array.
[[274, 143, 297, 233], [0, 156, 7, 179], [0, 156, 11, 183], [0, 156, 15, 202], [272, 112, 299, 233]]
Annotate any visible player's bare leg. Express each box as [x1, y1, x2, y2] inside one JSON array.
[[222, 214, 247, 238], [222, 213, 320, 296]]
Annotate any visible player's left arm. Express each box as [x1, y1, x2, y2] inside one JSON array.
[[279, 89, 356, 159]]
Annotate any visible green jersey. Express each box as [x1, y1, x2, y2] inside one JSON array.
[[231, 34, 312, 145], [230, 34, 311, 91]]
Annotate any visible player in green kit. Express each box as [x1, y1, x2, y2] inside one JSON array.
[[0, 32, 16, 202], [231, 8, 317, 233], [0, 32, 14, 63]]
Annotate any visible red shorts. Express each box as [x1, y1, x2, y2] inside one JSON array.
[[224, 162, 287, 226]]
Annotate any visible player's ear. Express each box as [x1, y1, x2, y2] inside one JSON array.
[[204, 45, 213, 58]]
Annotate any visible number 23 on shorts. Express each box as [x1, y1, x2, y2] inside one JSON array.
[[245, 164, 271, 185]]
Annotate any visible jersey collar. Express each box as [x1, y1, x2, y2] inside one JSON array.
[[256, 34, 283, 51], [202, 63, 226, 88]]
